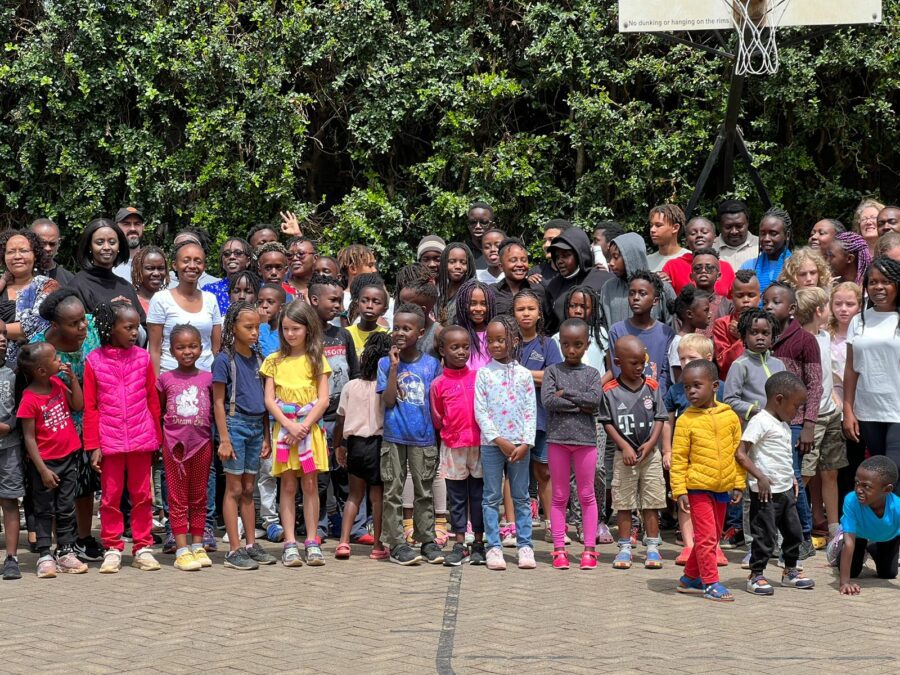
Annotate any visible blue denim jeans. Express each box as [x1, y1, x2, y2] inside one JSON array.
[[790, 423, 812, 537], [481, 445, 532, 549]]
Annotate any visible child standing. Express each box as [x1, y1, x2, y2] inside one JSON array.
[[723, 309, 786, 423], [475, 315, 537, 570], [713, 269, 761, 379], [669, 285, 711, 383], [0, 322, 22, 579], [346, 274, 389, 356], [257, 283, 286, 359], [430, 326, 486, 566], [260, 301, 331, 567], [671, 359, 745, 601], [600, 336, 668, 570], [18, 343, 87, 578], [213, 303, 277, 570], [83, 302, 162, 574], [542, 319, 603, 570], [377, 303, 444, 566], [736, 372, 815, 595], [455, 279, 495, 371], [688, 248, 733, 323]]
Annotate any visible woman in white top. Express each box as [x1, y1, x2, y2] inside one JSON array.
[[148, 240, 222, 373]]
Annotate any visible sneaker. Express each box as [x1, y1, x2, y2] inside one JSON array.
[[825, 528, 843, 566], [799, 539, 816, 560], [544, 520, 571, 545], [464, 522, 475, 546], [613, 543, 633, 569], [596, 522, 614, 544], [552, 550, 570, 570], [2, 555, 21, 580], [305, 541, 325, 566], [421, 541, 444, 565], [247, 542, 277, 565], [719, 527, 744, 549], [644, 548, 663, 569], [56, 551, 88, 574], [202, 526, 218, 552], [266, 523, 285, 543], [162, 533, 177, 555], [152, 516, 167, 533], [781, 567, 815, 589], [36, 554, 57, 578], [485, 546, 507, 571], [222, 520, 246, 544], [746, 574, 775, 596], [675, 546, 692, 566], [741, 551, 752, 569], [443, 542, 468, 567], [776, 556, 803, 571], [517, 545, 536, 569], [282, 543, 304, 567], [73, 536, 104, 562], [469, 542, 486, 566], [192, 547, 213, 568], [389, 543, 422, 566], [175, 551, 202, 571], [715, 547, 729, 566], [501, 524, 517, 547], [99, 549, 122, 574], [131, 547, 161, 571], [530, 499, 540, 526], [224, 547, 259, 570]]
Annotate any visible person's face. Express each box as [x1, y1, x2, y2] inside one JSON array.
[[513, 296, 540, 334], [690, 254, 720, 290], [288, 240, 316, 278], [687, 297, 711, 330], [830, 290, 860, 327], [592, 229, 609, 255], [884, 245, 900, 263], [824, 240, 852, 279], [648, 213, 678, 248], [615, 344, 647, 381], [542, 228, 563, 260], [32, 224, 60, 264], [257, 289, 283, 321], [877, 208, 900, 236], [399, 288, 434, 321], [808, 220, 836, 251], [439, 329, 470, 369], [171, 330, 202, 368], [732, 278, 761, 312], [391, 313, 423, 351], [110, 308, 141, 348], [232, 310, 260, 348], [858, 207, 880, 241], [719, 212, 749, 248], [467, 208, 493, 242], [55, 301, 88, 346], [310, 285, 342, 322], [90, 227, 120, 269], [763, 287, 794, 324], [628, 279, 657, 316], [566, 291, 592, 321], [683, 369, 717, 408], [173, 243, 206, 284], [758, 217, 786, 255], [500, 244, 529, 282], [467, 288, 488, 326], [559, 325, 589, 365], [552, 248, 578, 277], [249, 228, 277, 249], [281, 315, 308, 349], [313, 258, 339, 278], [447, 248, 469, 282], [685, 220, 715, 250], [140, 252, 167, 294], [481, 232, 504, 268], [795, 259, 820, 288], [348, 259, 377, 278], [119, 215, 144, 249], [229, 277, 258, 304], [258, 251, 287, 283], [866, 266, 898, 312], [418, 250, 442, 277], [677, 347, 706, 366], [486, 321, 512, 361], [854, 467, 893, 507], [358, 286, 387, 324], [220, 241, 250, 274], [40, 348, 63, 378], [4, 235, 35, 278], [771, 389, 807, 424], [744, 318, 773, 353], [607, 243, 625, 279], [0, 320, 7, 354]]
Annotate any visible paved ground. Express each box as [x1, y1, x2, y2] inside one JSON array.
[[1, 527, 896, 674]]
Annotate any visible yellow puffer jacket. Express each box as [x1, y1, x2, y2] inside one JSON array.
[[670, 401, 746, 498]]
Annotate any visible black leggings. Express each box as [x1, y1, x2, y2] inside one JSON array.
[[843, 536, 900, 579], [858, 421, 900, 495]]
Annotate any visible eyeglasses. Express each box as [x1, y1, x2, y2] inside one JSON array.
[[222, 249, 248, 259], [692, 264, 718, 273], [287, 251, 313, 260]]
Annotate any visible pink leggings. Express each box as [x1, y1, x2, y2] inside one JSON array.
[[548, 443, 597, 549]]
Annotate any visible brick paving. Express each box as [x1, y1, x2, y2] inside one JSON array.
[[0, 528, 896, 674]]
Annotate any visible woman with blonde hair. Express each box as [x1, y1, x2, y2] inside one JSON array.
[[852, 197, 884, 255]]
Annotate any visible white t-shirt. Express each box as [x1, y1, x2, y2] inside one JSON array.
[[668, 334, 683, 369], [646, 247, 689, 273], [846, 310, 900, 423], [147, 289, 223, 372], [741, 410, 794, 494], [476, 268, 504, 285], [815, 330, 836, 416]]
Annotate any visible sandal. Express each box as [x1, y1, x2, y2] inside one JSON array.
[[369, 547, 389, 561], [676, 575, 704, 595], [551, 549, 570, 570], [335, 543, 351, 560], [434, 518, 450, 547], [703, 582, 735, 602], [580, 550, 598, 570]]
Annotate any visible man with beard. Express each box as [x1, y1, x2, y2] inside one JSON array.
[[112, 206, 146, 282], [30, 218, 75, 284]]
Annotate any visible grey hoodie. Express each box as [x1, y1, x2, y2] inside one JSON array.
[[723, 349, 786, 423], [599, 232, 675, 330]]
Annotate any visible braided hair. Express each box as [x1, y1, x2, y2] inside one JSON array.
[[673, 284, 710, 323], [760, 207, 795, 254], [94, 301, 137, 346], [833, 231, 873, 287], [511, 288, 546, 345], [221, 300, 259, 356], [454, 278, 495, 359], [394, 263, 433, 306], [861, 256, 900, 333], [737, 307, 780, 342], [437, 242, 475, 323], [359, 331, 393, 381], [348, 273, 388, 325], [227, 270, 261, 302], [488, 314, 522, 363], [563, 285, 604, 350], [131, 245, 169, 291], [336, 244, 376, 287]]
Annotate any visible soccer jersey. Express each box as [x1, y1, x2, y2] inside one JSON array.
[[598, 377, 666, 451]]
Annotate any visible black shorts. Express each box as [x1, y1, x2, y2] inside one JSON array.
[[347, 436, 382, 486]]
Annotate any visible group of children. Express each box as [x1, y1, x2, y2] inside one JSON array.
[[3, 202, 899, 606]]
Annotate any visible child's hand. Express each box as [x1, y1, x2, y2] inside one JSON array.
[[662, 450, 672, 470], [495, 438, 515, 458], [622, 447, 638, 466], [839, 582, 861, 596], [728, 318, 740, 340], [657, 270, 671, 285], [842, 409, 860, 443], [677, 495, 690, 513], [554, 390, 566, 397], [756, 475, 772, 502], [40, 467, 60, 489], [389, 345, 400, 367], [218, 439, 236, 462], [509, 444, 529, 463], [798, 422, 815, 455], [793, 477, 799, 497], [730, 488, 743, 505], [335, 445, 348, 468], [90, 449, 102, 473], [59, 362, 74, 380], [260, 439, 272, 460], [280, 211, 302, 237]]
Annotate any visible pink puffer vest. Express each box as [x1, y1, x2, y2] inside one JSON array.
[[86, 345, 159, 454]]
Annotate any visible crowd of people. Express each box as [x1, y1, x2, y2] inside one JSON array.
[[0, 197, 898, 602]]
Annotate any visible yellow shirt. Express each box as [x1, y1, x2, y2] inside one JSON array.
[[347, 324, 389, 357]]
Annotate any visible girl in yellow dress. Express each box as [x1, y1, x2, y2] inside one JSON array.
[[261, 301, 330, 567]]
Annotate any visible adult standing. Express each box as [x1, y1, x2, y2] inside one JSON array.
[[29, 219, 75, 285], [527, 219, 571, 285], [852, 198, 884, 257], [876, 206, 900, 238], [284, 237, 318, 301], [131, 246, 169, 315], [491, 238, 547, 316], [714, 200, 759, 269], [808, 218, 845, 252], [877, 232, 900, 262], [544, 227, 612, 334], [201, 237, 252, 314], [661, 217, 735, 296], [467, 202, 494, 271], [167, 229, 220, 290], [111, 206, 146, 282]]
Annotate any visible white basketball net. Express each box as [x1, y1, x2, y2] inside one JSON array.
[[725, 0, 783, 75]]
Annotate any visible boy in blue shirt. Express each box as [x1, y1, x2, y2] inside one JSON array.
[[377, 303, 443, 566], [828, 456, 900, 595]]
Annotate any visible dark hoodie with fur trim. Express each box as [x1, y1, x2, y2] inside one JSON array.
[[543, 228, 612, 334]]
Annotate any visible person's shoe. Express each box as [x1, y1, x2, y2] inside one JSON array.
[[443, 542, 468, 567], [552, 549, 570, 570], [676, 574, 704, 594], [351, 533, 375, 545], [530, 498, 540, 526], [741, 551, 752, 569], [781, 567, 815, 589], [2, 555, 21, 580], [99, 549, 122, 574], [36, 554, 57, 579], [224, 547, 259, 570], [629, 523, 641, 548], [282, 543, 304, 567], [825, 528, 843, 566], [56, 550, 88, 574], [222, 520, 246, 544], [811, 535, 827, 550], [597, 522, 614, 544], [580, 550, 598, 570], [192, 547, 213, 568], [389, 543, 422, 566], [675, 546, 692, 566], [305, 541, 325, 566], [162, 533, 177, 555], [421, 542, 445, 564], [501, 524, 517, 547], [799, 539, 816, 560], [644, 548, 663, 569], [715, 547, 729, 566], [775, 556, 803, 571], [266, 523, 285, 543], [175, 551, 202, 571], [73, 536, 104, 562], [746, 574, 775, 596], [434, 517, 450, 547], [402, 518, 415, 545], [486, 546, 507, 571], [202, 526, 218, 552], [613, 543, 633, 570], [131, 547, 161, 571], [517, 545, 536, 569], [468, 542, 486, 566], [246, 542, 277, 565], [464, 522, 475, 546], [719, 527, 744, 549]]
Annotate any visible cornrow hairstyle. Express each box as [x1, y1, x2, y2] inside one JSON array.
[[437, 242, 475, 323], [253, 241, 289, 265], [833, 231, 873, 287], [93, 300, 136, 346], [766, 279, 797, 303], [359, 331, 393, 381], [861, 256, 900, 333], [859, 455, 899, 488], [488, 314, 522, 363], [0, 228, 51, 276], [734, 269, 757, 285], [308, 271, 343, 300], [827, 281, 862, 337], [220, 301, 259, 356], [454, 278, 495, 358], [692, 246, 720, 260], [511, 288, 546, 345], [131, 245, 169, 291], [794, 286, 829, 326], [563, 285, 605, 350], [648, 204, 686, 236], [218, 237, 251, 273], [348, 272, 388, 325], [760, 207, 795, 254], [673, 285, 710, 321], [277, 300, 325, 380], [737, 307, 780, 342], [76, 219, 129, 270], [627, 269, 664, 301], [779, 246, 832, 290], [169, 323, 202, 349], [394, 263, 433, 305], [38, 288, 85, 322], [228, 270, 262, 300], [393, 301, 426, 328]]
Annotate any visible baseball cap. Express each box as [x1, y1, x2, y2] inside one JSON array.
[[115, 206, 144, 223], [417, 235, 446, 259]]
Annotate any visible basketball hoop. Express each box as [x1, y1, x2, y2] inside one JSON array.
[[726, 0, 784, 75]]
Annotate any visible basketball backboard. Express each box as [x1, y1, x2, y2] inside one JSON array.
[[619, 1, 882, 33]]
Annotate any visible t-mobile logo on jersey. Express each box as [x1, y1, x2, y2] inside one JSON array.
[[617, 414, 635, 436]]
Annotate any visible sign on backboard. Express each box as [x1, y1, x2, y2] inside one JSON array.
[[619, 1, 882, 32]]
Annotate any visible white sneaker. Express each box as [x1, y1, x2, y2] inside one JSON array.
[[99, 549, 122, 574], [131, 547, 161, 571], [517, 545, 536, 569], [486, 546, 507, 571], [222, 520, 245, 544]]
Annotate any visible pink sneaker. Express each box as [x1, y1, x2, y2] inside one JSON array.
[[596, 522, 614, 544], [501, 523, 517, 547], [56, 551, 88, 574], [517, 545, 536, 569], [36, 555, 57, 578], [552, 549, 570, 570], [580, 550, 598, 570], [486, 546, 507, 570]]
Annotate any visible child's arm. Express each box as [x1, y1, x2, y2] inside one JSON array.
[[669, 419, 691, 512], [21, 418, 58, 489], [661, 415, 675, 470], [797, 342, 823, 454], [636, 420, 664, 462], [429, 381, 445, 432], [147, 323, 164, 375], [145, 360, 161, 446], [722, 363, 755, 420], [213, 382, 236, 462], [82, 362, 101, 461], [264, 376, 301, 439], [299, 372, 330, 433], [211, 323, 222, 355], [261, 413, 271, 459], [842, 345, 860, 442], [474, 371, 513, 457], [510, 371, 536, 463], [561, 369, 604, 411], [734, 440, 771, 500], [60, 364, 83, 412], [603, 423, 638, 466], [382, 347, 400, 409], [838, 532, 861, 595], [540, 367, 578, 413], [333, 413, 347, 467]]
